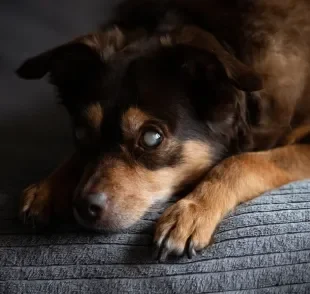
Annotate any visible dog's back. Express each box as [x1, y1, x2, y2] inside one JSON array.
[[112, 0, 310, 149], [240, 0, 310, 148]]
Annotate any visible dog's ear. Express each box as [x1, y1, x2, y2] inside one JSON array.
[[166, 25, 263, 92], [16, 27, 127, 83]]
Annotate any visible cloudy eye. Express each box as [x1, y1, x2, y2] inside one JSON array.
[[141, 130, 163, 148], [75, 127, 87, 140]]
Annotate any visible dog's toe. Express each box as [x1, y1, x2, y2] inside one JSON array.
[[154, 199, 219, 261], [20, 183, 52, 227]]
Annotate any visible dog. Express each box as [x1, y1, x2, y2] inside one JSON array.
[[16, 0, 310, 260]]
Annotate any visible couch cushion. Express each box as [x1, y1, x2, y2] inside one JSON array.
[[1, 181, 310, 293]]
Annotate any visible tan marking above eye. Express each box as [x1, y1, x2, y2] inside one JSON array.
[[121, 107, 152, 137], [83, 103, 104, 130]]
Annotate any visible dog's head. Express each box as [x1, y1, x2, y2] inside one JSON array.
[[17, 26, 262, 231]]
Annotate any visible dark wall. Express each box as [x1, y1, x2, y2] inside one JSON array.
[[0, 0, 118, 197]]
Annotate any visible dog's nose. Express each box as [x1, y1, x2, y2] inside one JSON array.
[[87, 193, 107, 218], [74, 192, 107, 221]]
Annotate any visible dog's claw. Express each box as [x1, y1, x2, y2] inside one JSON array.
[[187, 237, 196, 259], [22, 210, 37, 229], [155, 235, 197, 261], [23, 210, 32, 226], [154, 199, 218, 261], [152, 243, 160, 260], [155, 225, 179, 262], [158, 247, 169, 262], [155, 238, 168, 262]]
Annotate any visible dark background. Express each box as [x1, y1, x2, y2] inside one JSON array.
[[0, 0, 119, 204]]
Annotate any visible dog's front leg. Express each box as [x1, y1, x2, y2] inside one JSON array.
[[154, 143, 310, 260], [20, 152, 85, 226]]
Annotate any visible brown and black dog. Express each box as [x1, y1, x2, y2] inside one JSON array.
[[17, 0, 310, 259]]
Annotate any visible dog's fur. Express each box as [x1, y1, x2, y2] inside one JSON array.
[[17, 0, 310, 259]]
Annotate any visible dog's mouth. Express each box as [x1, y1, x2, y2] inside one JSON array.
[[73, 207, 103, 231]]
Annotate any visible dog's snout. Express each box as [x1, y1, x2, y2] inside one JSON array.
[[74, 192, 107, 223]]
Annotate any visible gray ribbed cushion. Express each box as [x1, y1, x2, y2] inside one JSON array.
[[1, 180, 310, 293]]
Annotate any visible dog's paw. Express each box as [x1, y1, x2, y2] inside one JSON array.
[[154, 199, 219, 261], [20, 182, 52, 227]]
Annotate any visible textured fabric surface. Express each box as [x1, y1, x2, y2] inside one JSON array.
[[1, 181, 310, 293]]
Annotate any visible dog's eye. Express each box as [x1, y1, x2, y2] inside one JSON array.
[[141, 130, 163, 148], [75, 127, 87, 140]]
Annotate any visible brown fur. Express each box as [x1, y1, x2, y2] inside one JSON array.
[[17, 0, 310, 258], [121, 107, 152, 136], [21, 153, 85, 224], [155, 143, 310, 256], [74, 138, 211, 230], [83, 103, 104, 129]]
